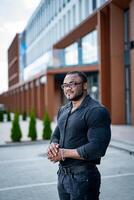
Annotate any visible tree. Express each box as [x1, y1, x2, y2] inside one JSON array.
[[28, 111, 37, 141], [11, 113, 22, 142], [0, 111, 4, 122], [22, 111, 27, 121], [7, 111, 11, 121], [42, 111, 52, 140]]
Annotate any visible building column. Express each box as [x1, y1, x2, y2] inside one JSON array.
[[98, 7, 111, 112], [14, 90, 17, 112], [45, 73, 55, 120], [109, 3, 125, 124], [23, 84, 28, 114], [30, 81, 35, 113], [24, 84, 28, 114], [20, 86, 24, 113], [34, 80, 38, 116], [16, 88, 20, 113], [130, 0, 134, 125], [36, 77, 45, 119], [35, 79, 40, 118]]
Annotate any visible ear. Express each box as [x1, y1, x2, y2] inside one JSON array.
[[83, 82, 88, 90]]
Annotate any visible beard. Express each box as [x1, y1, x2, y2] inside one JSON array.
[[68, 90, 84, 101]]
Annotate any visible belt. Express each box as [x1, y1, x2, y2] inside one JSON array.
[[59, 164, 96, 175]]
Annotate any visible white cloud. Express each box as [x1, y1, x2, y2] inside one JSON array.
[[0, 62, 8, 94], [3, 21, 27, 34], [0, 0, 41, 94], [21, 0, 41, 10]]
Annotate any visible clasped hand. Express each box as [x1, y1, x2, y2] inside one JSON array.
[[47, 143, 61, 162]]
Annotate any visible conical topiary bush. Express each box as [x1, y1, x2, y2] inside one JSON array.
[[0, 110, 4, 122], [22, 111, 27, 121], [28, 111, 37, 141], [7, 111, 11, 121], [11, 113, 22, 142], [42, 111, 52, 140]]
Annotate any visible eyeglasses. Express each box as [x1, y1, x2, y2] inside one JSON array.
[[61, 82, 83, 90]]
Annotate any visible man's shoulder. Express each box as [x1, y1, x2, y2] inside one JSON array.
[[59, 102, 71, 113], [85, 96, 110, 115], [85, 97, 111, 124], [85, 96, 102, 110]]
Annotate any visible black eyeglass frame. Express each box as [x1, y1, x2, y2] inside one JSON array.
[[61, 82, 83, 90]]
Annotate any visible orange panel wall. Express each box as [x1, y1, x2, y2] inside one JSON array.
[[45, 74, 55, 120], [110, 3, 125, 124], [130, 0, 134, 125], [98, 7, 111, 112]]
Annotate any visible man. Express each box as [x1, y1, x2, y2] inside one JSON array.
[[47, 71, 111, 200]]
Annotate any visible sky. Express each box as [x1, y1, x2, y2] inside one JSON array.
[[0, 0, 41, 94]]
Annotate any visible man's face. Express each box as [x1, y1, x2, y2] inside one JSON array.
[[62, 74, 87, 101]]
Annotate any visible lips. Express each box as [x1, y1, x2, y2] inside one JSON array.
[[65, 92, 74, 99]]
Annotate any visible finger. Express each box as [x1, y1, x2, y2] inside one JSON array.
[[47, 149, 54, 158], [51, 143, 59, 154], [50, 145, 58, 156], [47, 143, 59, 158]]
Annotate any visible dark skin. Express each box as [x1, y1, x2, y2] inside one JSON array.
[[47, 74, 87, 162]]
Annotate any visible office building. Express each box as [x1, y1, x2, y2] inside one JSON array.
[[0, 0, 134, 125]]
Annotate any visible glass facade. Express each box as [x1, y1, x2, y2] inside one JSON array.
[[87, 73, 99, 100], [82, 30, 98, 64], [96, 0, 108, 8], [20, 0, 108, 80], [55, 29, 98, 67], [19, 32, 26, 82], [65, 43, 78, 65]]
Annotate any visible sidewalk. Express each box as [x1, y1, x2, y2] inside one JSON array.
[[0, 116, 134, 154], [110, 125, 134, 154], [0, 115, 56, 148]]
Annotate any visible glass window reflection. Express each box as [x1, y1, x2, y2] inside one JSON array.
[[65, 43, 78, 65], [82, 30, 98, 64]]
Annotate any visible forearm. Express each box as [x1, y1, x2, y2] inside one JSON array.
[[63, 148, 84, 160], [48, 148, 84, 163]]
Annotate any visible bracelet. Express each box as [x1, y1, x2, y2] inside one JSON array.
[[60, 148, 65, 161]]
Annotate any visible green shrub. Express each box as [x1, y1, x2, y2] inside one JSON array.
[[42, 111, 52, 140], [28, 111, 37, 141], [22, 111, 27, 121], [0, 111, 4, 122], [7, 111, 11, 121], [11, 113, 22, 142]]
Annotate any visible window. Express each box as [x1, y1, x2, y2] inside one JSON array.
[[87, 73, 99, 100], [82, 30, 98, 64], [85, 0, 89, 17], [73, 5, 76, 27], [67, 10, 71, 31], [96, 0, 107, 8], [65, 43, 78, 65], [79, 0, 82, 22], [63, 15, 66, 34]]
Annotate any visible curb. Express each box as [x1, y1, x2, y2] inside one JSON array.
[[0, 140, 50, 148], [110, 140, 134, 155], [1, 139, 134, 156]]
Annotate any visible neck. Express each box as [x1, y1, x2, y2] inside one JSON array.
[[72, 93, 87, 109]]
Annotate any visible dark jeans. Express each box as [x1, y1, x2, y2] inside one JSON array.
[[57, 165, 101, 200]]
